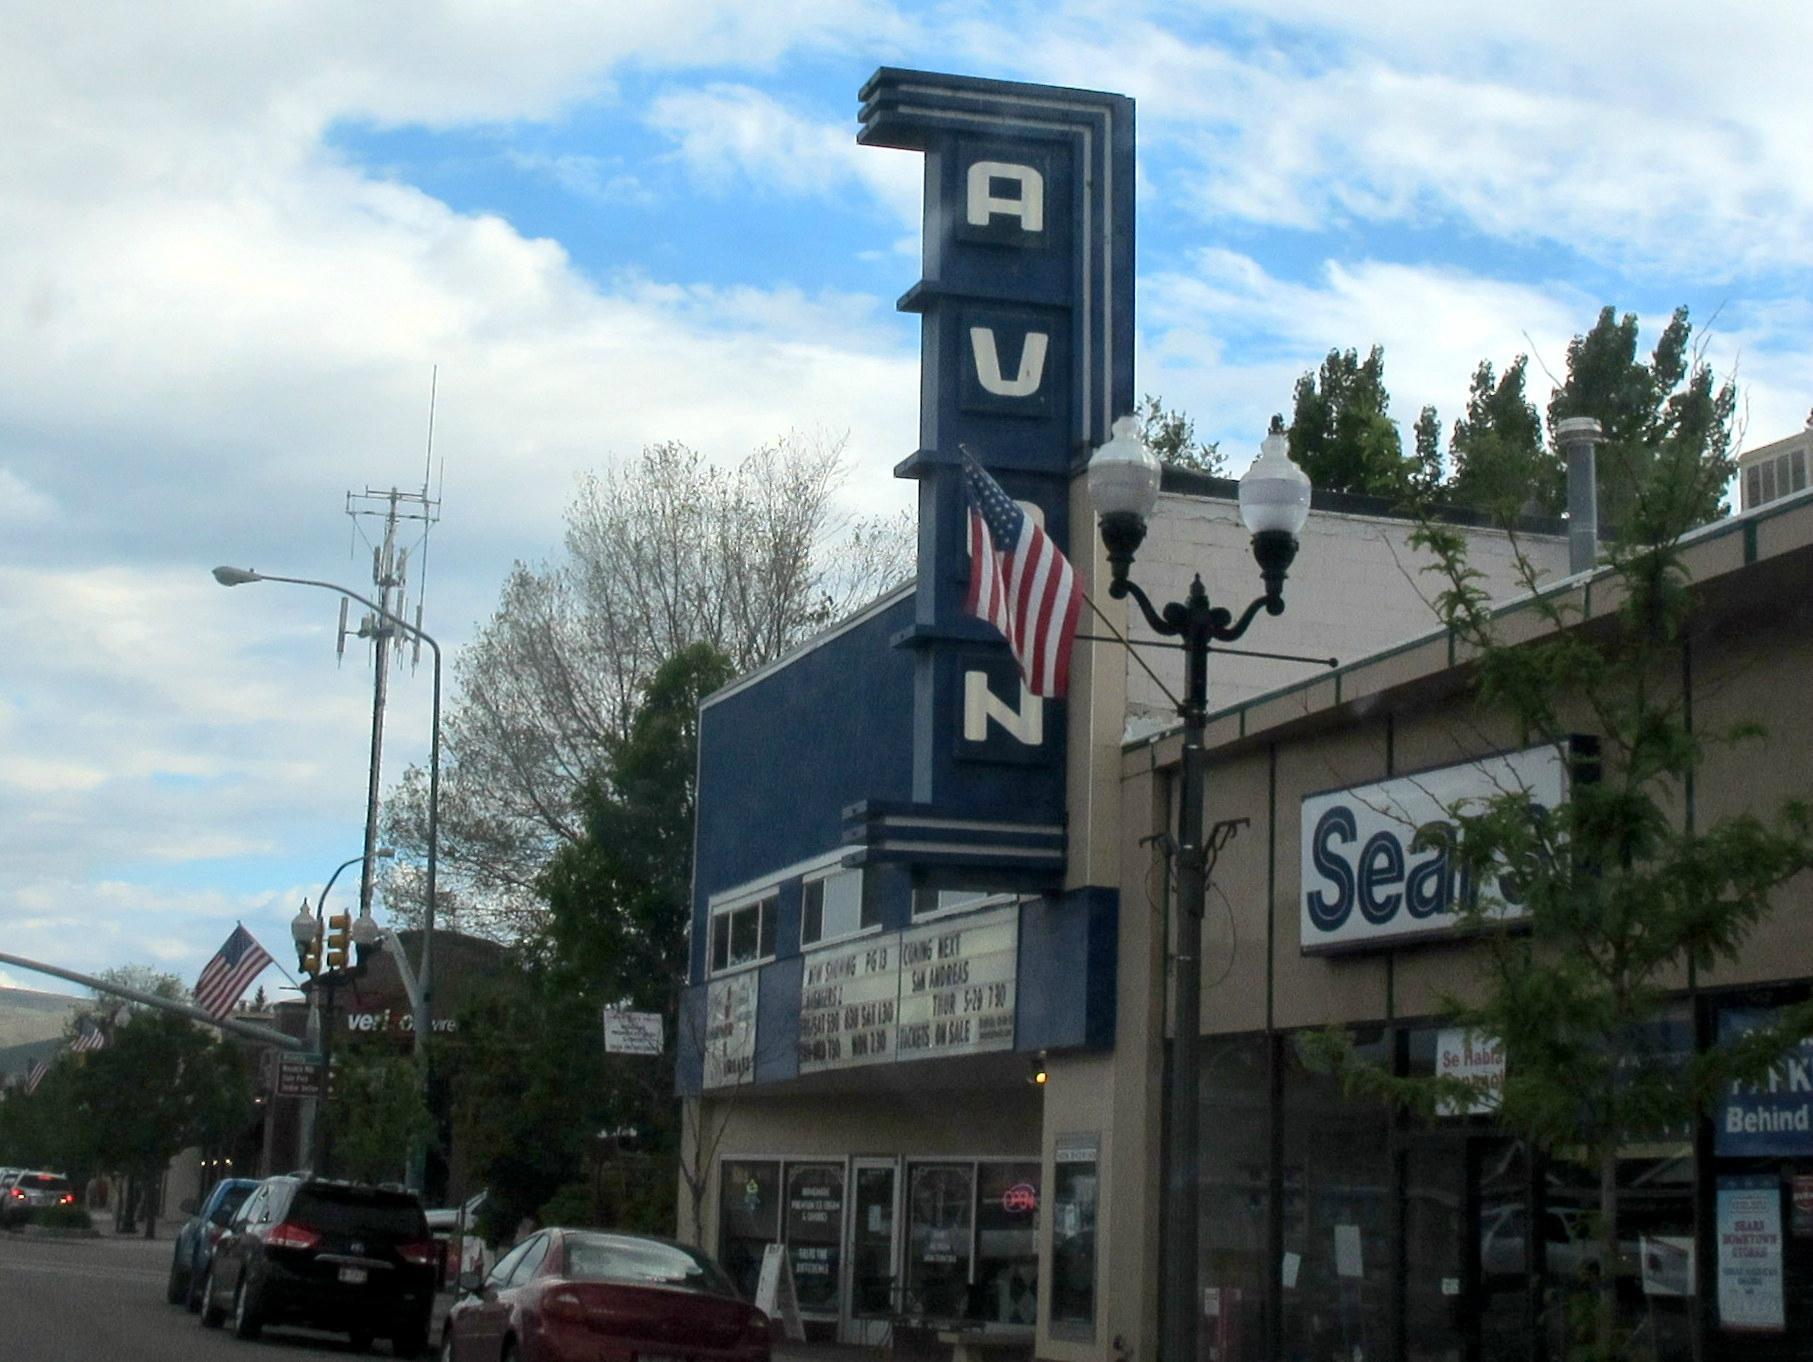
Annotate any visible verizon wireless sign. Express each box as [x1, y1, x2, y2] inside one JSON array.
[[1300, 746, 1566, 953]]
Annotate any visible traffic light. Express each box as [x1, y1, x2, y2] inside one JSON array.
[[325, 913, 352, 971], [300, 937, 322, 977]]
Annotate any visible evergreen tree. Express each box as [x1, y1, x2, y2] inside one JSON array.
[[1548, 306, 1736, 533], [1446, 355, 1560, 517], [1287, 345, 1412, 496]]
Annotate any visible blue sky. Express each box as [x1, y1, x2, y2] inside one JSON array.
[[2, 1, 1810, 1001]]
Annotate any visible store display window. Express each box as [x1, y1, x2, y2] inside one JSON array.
[[1050, 1136, 1099, 1338], [907, 1162, 975, 1317], [975, 1161, 1040, 1325], [719, 1159, 781, 1300]]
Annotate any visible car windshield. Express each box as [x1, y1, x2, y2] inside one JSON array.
[[23, 1175, 69, 1191], [290, 1186, 426, 1238], [213, 1185, 253, 1221], [562, 1234, 738, 1296]]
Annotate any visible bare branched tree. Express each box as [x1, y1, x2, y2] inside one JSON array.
[[382, 431, 914, 939]]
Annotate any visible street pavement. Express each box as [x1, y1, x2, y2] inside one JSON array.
[[0, 1223, 442, 1360], [0, 1220, 849, 1362]]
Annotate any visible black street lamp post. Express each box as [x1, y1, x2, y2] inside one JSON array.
[[1086, 414, 1312, 1362]]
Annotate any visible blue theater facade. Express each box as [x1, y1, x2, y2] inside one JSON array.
[[676, 69, 1142, 1358]]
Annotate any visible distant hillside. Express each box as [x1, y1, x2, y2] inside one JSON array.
[[0, 986, 84, 1049]]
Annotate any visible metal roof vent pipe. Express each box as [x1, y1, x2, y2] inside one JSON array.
[[1556, 415, 1604, 575]]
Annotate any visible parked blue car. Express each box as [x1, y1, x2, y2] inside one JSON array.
[[166, 1177, 258, 1311]]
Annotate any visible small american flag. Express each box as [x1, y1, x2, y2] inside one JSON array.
[[192, 923, 275, 1021], [961, 452, 1083, 698], [71, 1024, 107, 1054], [25, 1058, 50, 1094]]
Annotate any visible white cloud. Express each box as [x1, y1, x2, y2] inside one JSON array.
[[647, 83, 923, 230], [966, 4, 1813, 276]]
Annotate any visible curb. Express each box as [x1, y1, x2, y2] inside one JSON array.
[[19, 1224, 103, 1239]]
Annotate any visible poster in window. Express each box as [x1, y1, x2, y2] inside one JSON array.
[[704, 972, 758, 1088], [1717, 1176, 1785, 1332], [785, 1164, 845, 1314]]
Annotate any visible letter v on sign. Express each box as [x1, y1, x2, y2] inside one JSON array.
[[970, 327, 1049, 398]]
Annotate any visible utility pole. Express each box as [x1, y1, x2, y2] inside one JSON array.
[[342, 374, 442, 925]]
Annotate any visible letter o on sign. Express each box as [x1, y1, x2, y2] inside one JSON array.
[[1002, 1183, 1037, 1214]]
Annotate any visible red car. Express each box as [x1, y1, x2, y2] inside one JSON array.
[[441, 1229, 771, 1362]]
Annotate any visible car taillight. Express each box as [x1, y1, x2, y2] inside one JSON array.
[[8, 1189, 22, 1199], [396, 1239, 437, 1266], [265, 1222, 322, 1251], [543, 1289, 588, 1325], [59, 1194, 75, 1205], [741, 1310, 772, 1345], [206, 1225, 225, 1245]]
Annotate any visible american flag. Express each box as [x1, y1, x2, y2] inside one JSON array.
[[961, 452, 1083, 698], [71, 1024, 107, 1054], [25, 1058, 49, 1094], [192, 923, 275, 1021]]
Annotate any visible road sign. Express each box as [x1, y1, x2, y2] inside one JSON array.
[[273, 1053, 325, 1098], [602, 1009, 664, 1056]]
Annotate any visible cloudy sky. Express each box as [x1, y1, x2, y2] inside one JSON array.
[[3, 2, 1810, 1002]]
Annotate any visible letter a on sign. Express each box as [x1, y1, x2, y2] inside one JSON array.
[[970, 328, 1049, 398], [966, 161, 1043, 232]]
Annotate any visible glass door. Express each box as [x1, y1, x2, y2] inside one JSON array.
[[846, 1158, 899, 1344], [1403, 1135, 1534, 1362]]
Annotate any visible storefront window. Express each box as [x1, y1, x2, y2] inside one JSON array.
[[975, 1161, 1040, 1325], [719, 1159, 781, 1300], [906, 1163, 974, 1318], [1050, 1137, 1098, 1338], [786, 1163, 845, 1315], [1282, 1029, 1392, 1362], [1199, 1035, 1271, 1362]]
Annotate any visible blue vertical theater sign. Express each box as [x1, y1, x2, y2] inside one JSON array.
[[845, 68, 1134, 870], [680, 70, 1132, 1093]]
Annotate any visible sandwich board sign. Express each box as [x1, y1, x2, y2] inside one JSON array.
[[754, 1242, 806, 1341]]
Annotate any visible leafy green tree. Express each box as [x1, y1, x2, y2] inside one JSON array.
[[451, 644, 734, 1239], [1411, 404, 1444, 495], [1287, 345, 1413, 496], [1136, 394, 1224, 475], [66, 1005, 251, 1234], [1548, 305, 1736, 533], [1313, 444, 1813, 1359], [1445, 355, 1561, 516], [323, 1047, 436, 1185]]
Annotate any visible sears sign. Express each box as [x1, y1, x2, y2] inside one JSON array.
[[1299, 745, 1566, 953]]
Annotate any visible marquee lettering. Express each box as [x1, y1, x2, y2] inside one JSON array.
[[969, 327, 1049, 398], [966, 160, 1043, 232], [963, 669, 1042, 745]]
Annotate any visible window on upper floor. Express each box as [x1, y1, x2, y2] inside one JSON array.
[[800, 867, 882, 949], [709, 895, 777, 974], [1744, 445, 1809, 510], [910, 886, 1016, 920]]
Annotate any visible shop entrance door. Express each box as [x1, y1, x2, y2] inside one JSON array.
[[845, 1158, 899, 1345], [1403, 1135, 1534, 1362]]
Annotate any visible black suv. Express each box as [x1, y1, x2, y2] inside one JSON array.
[[200, 1174, 435, 1356]]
